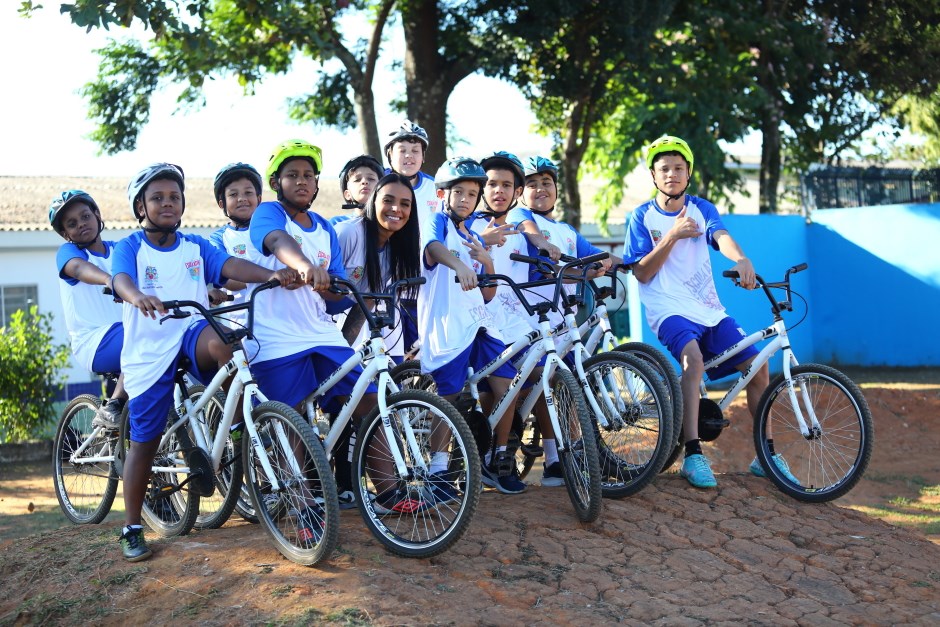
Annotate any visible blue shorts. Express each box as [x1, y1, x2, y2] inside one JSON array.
[[430, 330, 516, 396], [92, 322, 123, 374], [658, 315, 757, 381], [399, 299, 419, 354], [252, 345, 376, 413], [128, 320, 214, 443]]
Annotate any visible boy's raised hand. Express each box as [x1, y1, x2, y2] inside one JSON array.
[[462, 237, 492, 268], [670, 206, 703, 240], [479, 218, 521, 247]]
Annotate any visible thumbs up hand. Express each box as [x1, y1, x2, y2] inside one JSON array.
[[670, 205, 703, 240]]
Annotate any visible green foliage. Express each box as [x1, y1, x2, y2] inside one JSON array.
[[0, 307, 71, 443]]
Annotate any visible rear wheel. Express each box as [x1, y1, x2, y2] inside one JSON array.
[[52, 394, 119, 524], [550, 368, 602, 522], [582, 352, 673, 498], [244, 401, 338, 566], [755, 364, 873, 503], [353, 390, 481, 558]]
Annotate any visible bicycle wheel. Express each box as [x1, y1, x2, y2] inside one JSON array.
[[52, 394, 119, 524], [121, 409, 200, 537], [583, 352, 674, 498], [614, 342, 684, 472], [243, 401, 339, 566], [550, 368, 602, 522], [185, 385, 242, 530], [233, 482, 260, 524], [389, 359, 436, 392], [353, 389, 481, 558], [754, 364, 873, 503]]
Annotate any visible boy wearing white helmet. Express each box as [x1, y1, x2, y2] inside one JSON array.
[[384, 119, 439, 231], [420, 157, 525, 496], [112, 163, 298, 562], [49, 190, 127, 429], [623, 135, 794, 490]]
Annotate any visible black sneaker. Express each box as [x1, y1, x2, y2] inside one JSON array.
[[93, 398, 124, 430], [541, 461, 564, 487], [424, 471, 459, 505], [294, 505, 325, 547], [482, 451, 526, 495], [119, 527, 153, 562]]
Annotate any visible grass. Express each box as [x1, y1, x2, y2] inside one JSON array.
[[849, 483, 940, 538]]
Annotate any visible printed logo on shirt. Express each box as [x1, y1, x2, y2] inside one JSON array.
[[541, 229, 551, 240], [351, 265, 364, 281], [316, 250, 329, 268], [651, 229, 663, 244], [450, 249, 461, 258], [293, 235, 303, 246], [565, 237, 575, 255], [233, 244, 247, 256], [145, 266, 158, 281], [185, 259, 202, 281]]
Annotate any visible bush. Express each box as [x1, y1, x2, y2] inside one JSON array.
[[0, 307, 71, 443]]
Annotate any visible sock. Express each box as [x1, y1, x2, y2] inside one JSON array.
[[767, 439, 776, 456], [542, 439, 559, 465], [429, 451, 450, 474], [684, 439, 702, 458], [122, 524, 143, 535]]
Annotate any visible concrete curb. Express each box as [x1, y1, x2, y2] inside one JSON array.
[[0, 440, 53, 463]]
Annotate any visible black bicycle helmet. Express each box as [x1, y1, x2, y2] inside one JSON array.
[[213, 162, 262, 203], [48, 190, 102, 237], [339, 155, 384, 209]]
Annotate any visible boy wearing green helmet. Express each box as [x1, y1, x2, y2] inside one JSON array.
[[623, 135, 797, 489]]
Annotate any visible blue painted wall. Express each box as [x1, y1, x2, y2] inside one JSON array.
[[625, 203, 940, 369]]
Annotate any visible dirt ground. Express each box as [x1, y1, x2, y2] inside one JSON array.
[[1, 377, 939, 626]]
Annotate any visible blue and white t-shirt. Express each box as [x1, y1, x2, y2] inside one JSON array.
[[622, 195, 727, 333], [112, 232, 229, 397], [248, 201, 349, 363], [56, 241, 123, 372], [417, 211, 499, 372], [411, 172, 441, 233], [209, 225, 252, 325]]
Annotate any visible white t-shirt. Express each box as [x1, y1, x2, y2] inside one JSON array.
[[412, 171, 442, 233], [209, 225, 252, 327], [622, 195, 728, 333], [417, 211, 500, 372], [467, 214, 537, 341], [248, 201, 349, 363], [112, 232, 229, 397], [56, 241, 123, 372]]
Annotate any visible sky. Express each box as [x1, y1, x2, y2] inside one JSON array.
[[1, 5, 759, 181]]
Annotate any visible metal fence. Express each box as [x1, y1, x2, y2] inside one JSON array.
[[800, 164, 940, 212]]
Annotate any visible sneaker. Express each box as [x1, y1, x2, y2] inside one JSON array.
[[337, 490, 358, 510], [373, 488, 429, 515], [482, 452, 527, 495], [119, 527, 153, 562], [293, 505, 325, 547], [424, 471, 459, 505], [92, 398, 124, 430], [541, 462, 564, 487], [680, 454, 717, 489], [750, 455, 800, 485]]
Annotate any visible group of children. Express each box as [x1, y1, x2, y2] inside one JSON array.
[[52, 120, 782, 563]]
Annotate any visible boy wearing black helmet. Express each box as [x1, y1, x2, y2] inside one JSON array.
[[623, 135, 795, 490], [112, 163, 298, 562], [49, 190, 128, 429], [332, 154, 384, 226], [420, 157, 525, 496]]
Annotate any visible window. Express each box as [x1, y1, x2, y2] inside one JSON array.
[[0, 285, 39, 328]]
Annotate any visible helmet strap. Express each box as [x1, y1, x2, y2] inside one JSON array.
[[654, 181, 689, 209], [71, 216, 105, 250], [530, 206, 554, 217], [480, 196, 518, 219], [140, 205, 180, 246], [341, 200, 363, 210]]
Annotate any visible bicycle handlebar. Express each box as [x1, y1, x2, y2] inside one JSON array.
[[722, 263, 808, 316], [328, 276, 427, 332], [158, 279, 282, 343]]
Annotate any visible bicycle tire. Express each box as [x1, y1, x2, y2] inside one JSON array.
[[389, 359, 436, 392], [582, 352, 674, 498], [353, 389, 481, 558], [243, 401, 339, 566], [52, 394, 119, 524], [613, 342, 684, 472], [122, 407, 200, 537], [233, 483, 260, 524], [185, 385, 243, 530], [551, 368, 603, 522], [754, 364, 873, 503]]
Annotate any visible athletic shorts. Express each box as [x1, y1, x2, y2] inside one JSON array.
[[128, 320, 214, 443], [430, 329, 516, 396], [657, 315, 758, 381], [252, 344, 376, 413], [91, 322, 123, 374]]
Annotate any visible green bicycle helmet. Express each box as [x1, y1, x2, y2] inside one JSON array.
[[265, 139, 323, 192], [480, 150, 525, 188], [48, 190, 101, 236], [645, 135, 694, 174], [523, 156, 559, 181]]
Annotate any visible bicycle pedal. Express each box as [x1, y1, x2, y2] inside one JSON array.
[[520, 444, 543, 457], [493, 451, 514, 477]]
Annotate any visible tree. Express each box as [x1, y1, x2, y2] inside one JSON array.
[[0, 307, 71, 443]]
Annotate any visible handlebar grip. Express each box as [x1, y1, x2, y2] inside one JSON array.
[[258, 278, 281, 290], [722, 270, 739, 278], [399, 276, 427, 288], [791, 263, 808, 273], [510, 252, 542, 265]]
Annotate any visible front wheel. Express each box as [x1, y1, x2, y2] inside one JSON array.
[[582, 352, 673, 498], [550, 368, 602, 522], [52, 394, 119, 524], [754, 364, 873, 503], [244, 401, 339, 566], [353, 390, 481, 558]]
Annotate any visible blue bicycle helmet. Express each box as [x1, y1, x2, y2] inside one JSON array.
[[523, 156, 559, 181], [480, 151, 525, 188], [434, 157, 487, 190], [49, 190, 101, 235]]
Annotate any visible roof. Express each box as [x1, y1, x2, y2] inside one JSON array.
[[0, 176, 347, 232]]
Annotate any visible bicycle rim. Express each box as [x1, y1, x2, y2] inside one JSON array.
[[755, 364, 873, 503], [583, 352, 673, 498], [137, 412, 199, 537], [552, 368, 602, 522], [354, 390, 481, 558], [245, 401, 338, 566], [52, 394, 119, 524]]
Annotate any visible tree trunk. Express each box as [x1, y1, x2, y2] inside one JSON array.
[[401, 0, 447, 174], [560, 97, 594, 229], [352, 89, 381, 158]]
